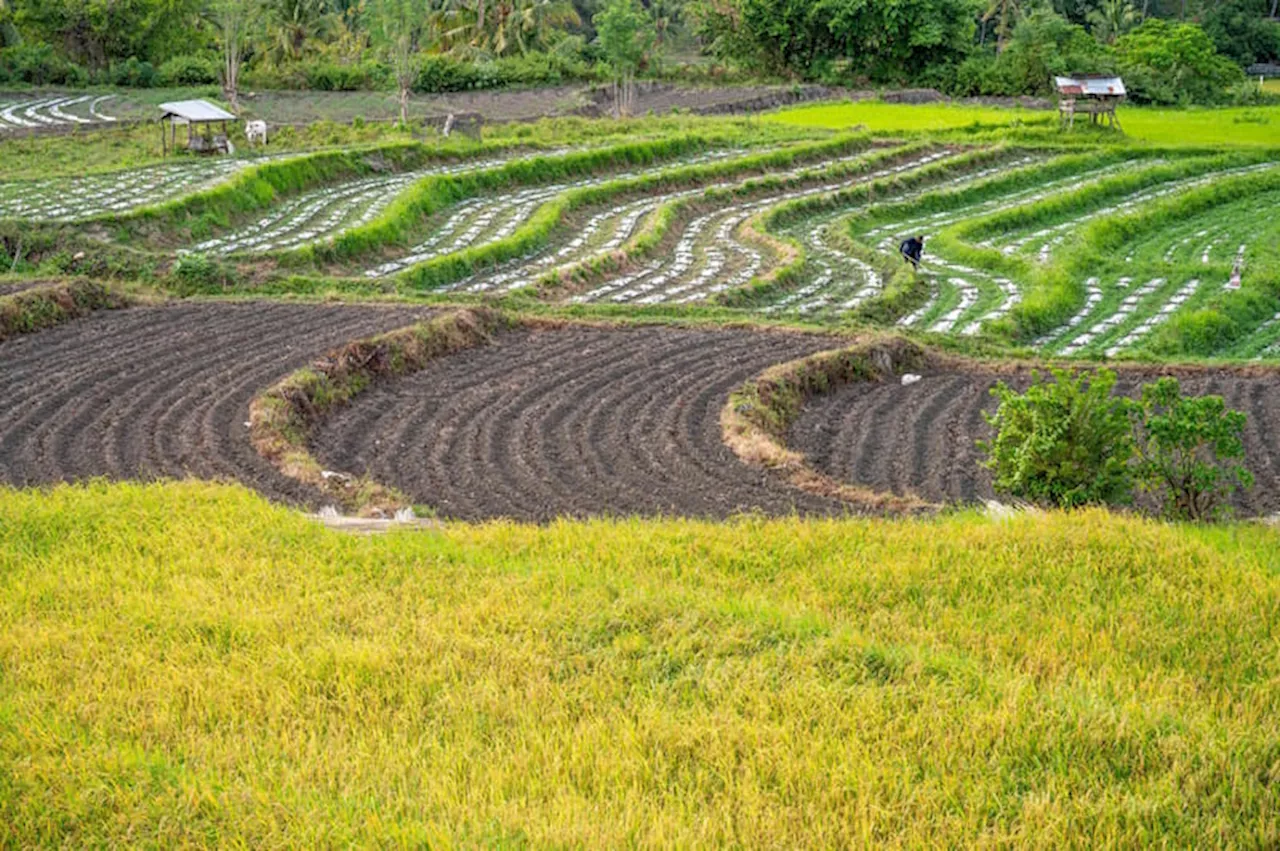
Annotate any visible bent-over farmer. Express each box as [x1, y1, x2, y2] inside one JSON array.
[[900, 235, 925, 270]]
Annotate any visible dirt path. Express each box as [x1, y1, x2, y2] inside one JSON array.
[[790, 366, 1280, 515], [0, 301, 431, 505], [311, 325, 851, 522]]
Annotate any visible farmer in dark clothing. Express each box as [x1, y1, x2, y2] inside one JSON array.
[[900, 235, 925, 270]]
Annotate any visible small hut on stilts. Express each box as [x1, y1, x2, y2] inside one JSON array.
[[159, 100, 238, 156], [1055, 76, 1126, 131]]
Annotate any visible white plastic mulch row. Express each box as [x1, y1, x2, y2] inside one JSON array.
[[363, 147, 760, 280], [0, 158, 275, 221], [442, 147, 882, 294], [0, 94, 117, 130], [1056, 277, 1165, 356], [769, 222, 883, 315], [998, 162, 1280, 263], [187, 154, 523, 256], [572, 150, 955, 307], [1033, 277, 1104, 349], [1102, 278, 1202, 357], [865, 159, 1139, 248]]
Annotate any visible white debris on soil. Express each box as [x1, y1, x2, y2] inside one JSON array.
[[901, 373, 922, 386]]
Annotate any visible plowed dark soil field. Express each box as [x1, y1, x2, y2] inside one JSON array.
[[0, 301, 430, 504], [311, 325, 850, 521], [790, 366, 1280, 515]]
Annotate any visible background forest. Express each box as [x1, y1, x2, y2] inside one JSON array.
[[0, 0, 1275, 105]]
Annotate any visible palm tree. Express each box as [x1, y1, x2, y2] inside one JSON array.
[[646, 0, 680, 46], [1088, 0, 1137, 44], [265, 0, 331, 63], [982, 0, 1024, 54], [462, 0, 581, 56]]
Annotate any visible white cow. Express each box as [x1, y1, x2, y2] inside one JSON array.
[[245, 120, 268, 145]]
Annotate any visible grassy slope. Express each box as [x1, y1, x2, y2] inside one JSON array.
[[767, 100, 1280, 147], [2, 481, 1279, 847]]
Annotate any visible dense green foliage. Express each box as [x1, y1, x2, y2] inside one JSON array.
[[0, 0, 1274, 100], [1132, 376, 1254, 520], [693, 0, 1275, 103], [981, 369, 1255, 517], [980, 367, 1137, 508]]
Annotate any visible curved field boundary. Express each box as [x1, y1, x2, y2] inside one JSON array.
[[250, 308, 512, 515], [312, 134, 731, 266], [0, 301, 433, 506], [729, 145, 1015, 315], [334, 134, 881, 289], [787, 355, 1280, 516], [722, 336, 936, 513], [304, 320, 858, 522], [251, 309, 864, 520], [116, 141, 523, 237], [519, 139, 913, 300], [0, 279, 129, 342], [0, 94, 115, 130], [524, 142, 959, 306]]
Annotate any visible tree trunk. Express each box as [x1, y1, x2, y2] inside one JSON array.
[[223, 22, 241, 115], [399, 82, 409, 125], [224, 55, 240, 114]]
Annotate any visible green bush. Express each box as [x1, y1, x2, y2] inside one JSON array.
[[107, 56, 157, 87], [1131, 377, 1253, 521], [304, 60, 390, 91], [171, 253, 233, 293], [1116, 19, 1245, 105], [157, 54, 219, 86], [980, 370, 1255, 520], [980, 368, 1136, 508], [0, 43, 88, 86]]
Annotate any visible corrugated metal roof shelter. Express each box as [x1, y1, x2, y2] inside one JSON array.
[[1054, 75, 1126, 131], [159, 99, 237, 156]]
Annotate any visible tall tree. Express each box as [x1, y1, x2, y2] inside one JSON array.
[[206, 0, 265, 114], [264, 0, 330, 62], [368, 0, 448, 124], [595, 0, 652, 116]]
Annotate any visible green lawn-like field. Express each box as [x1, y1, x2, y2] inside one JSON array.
[[766, 99, 1280, 147], [763, 100, 1052, 132], [2, 481, 1279, 847]]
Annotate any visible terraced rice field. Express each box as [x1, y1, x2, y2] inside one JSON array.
[[0, 302, 430, 504], [789, 363, 1280, 516], [0, 157, 280, 221], [311, 324, 847, 521], [2, 127, 1279, 518], [449, 145, 952, 301], [0, 93, 119, 130], [6, 135, 1267, 362]]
